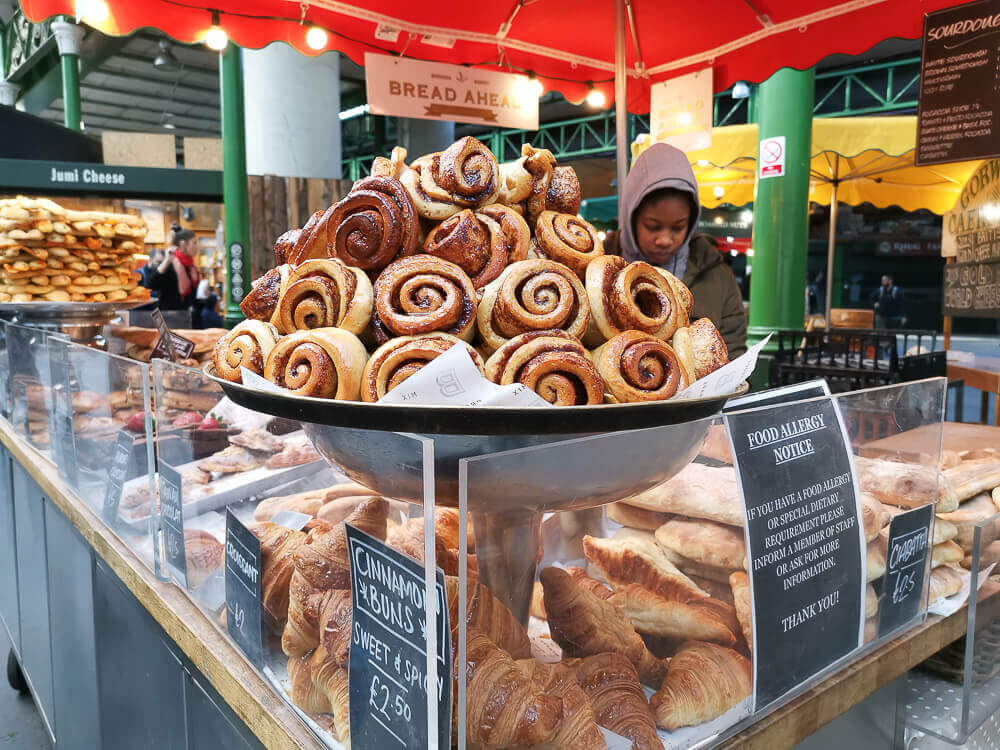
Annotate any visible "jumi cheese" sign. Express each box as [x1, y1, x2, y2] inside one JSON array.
[[365, 53, 539, 130]]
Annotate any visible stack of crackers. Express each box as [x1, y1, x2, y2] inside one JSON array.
[[0, 196, 152, 303]]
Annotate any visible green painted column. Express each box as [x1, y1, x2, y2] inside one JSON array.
[[51, 19, 84, 131], [747, 67, 814, 346], [220, 42, 250, 325]]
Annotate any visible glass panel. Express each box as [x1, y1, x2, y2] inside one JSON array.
[[7, 323, 53, 453], [0, 321, 12, 422]]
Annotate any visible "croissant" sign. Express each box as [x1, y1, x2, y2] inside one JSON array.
[[365, 53, 539, 130]]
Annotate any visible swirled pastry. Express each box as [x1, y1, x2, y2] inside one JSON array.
[[239, 264, 291, 324], [400, 137, 501, 220], [369, 146, 408, 180], [371, 255, 477, 343], [273, 229, 300, 265], [274, 258, 373, 336], [361, 333, 485, 402], [285, 209, 329, 265], [593, 331, 690, 402], [212, 320, 281, 383], [532, 211, 604, 278], [656, 267, 693, 326], [689, 317, 729, 378], [477, 259, 590, 353], [585, 256, 684, 346], [484, 330, 604, 405], [500, 145, 582, 226], [422, 203, 530, 289], [263, 328, 368, 400]]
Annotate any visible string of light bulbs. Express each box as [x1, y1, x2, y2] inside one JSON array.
[[74, 0, 615, 104]]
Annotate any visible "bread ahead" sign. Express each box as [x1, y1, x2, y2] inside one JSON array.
[[364, 53, 539, 130]]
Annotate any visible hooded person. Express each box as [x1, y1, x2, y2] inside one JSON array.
[[607, 142, 747, 357]]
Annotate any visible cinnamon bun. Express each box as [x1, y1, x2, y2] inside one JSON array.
[[585, 256, 683, 345], [274, 258, 373, 336], [500, 145, 582, 227], [477, 259, 590, 353], [361, 333, 485, 402], [422, 203, 530, 289], [532, 211, 604, 278], [400, 137, 501, 220], [263, 328, 368, 400], [690, 318, 729, 378], [371, 255, 477, 343], [484, 330, 604, 405], [273, 229, 301, 266], [212, 320, 281, 383], [239, 264, 291, 325], [593, 331, 689, 403]]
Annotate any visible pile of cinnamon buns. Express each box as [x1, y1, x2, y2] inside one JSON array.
[[212, 137, 729, 405]]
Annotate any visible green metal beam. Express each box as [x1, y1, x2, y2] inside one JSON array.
[[220, 43, 250, 325], [59, 52, 81, 130]]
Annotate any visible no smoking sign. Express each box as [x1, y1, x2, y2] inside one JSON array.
[[759, 135, 786, 179]]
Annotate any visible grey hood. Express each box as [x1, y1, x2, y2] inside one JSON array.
[[619, 142, 701, 265]]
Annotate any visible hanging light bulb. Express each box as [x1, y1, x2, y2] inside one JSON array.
[[306, 26, 328, 50], [76, 0, 109, 25], [523, 72, 544, 99], [585, 83, 606, 109], [205, 12, 228, 51], [713, 186, 725, 199]]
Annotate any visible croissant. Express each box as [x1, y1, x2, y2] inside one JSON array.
[[239, 264, 291, 324], [477, 259, 591, 353], [565, 566, 613, 599], [310, 645, 351, 747], [517, 660, 606, 750], [608, 584, 738, 647], [649, 641, 752, 730], [361, 333, 485, 402], [387, 518, 470, 578], [371, 256, 478, 344], [294, 497, 389, 591], [585, 256, 684, 345], [462, 628, 563, 748], [582, 534, 706, 602], [212, 320, 281, 383], [483, 330, 604, 405], [273, 229, 300, 266], [248, 521, 308, 623], [445, 575, 530, 658], [573, 653, 661, 750], [263, 328, 368, 400], [273, 258, 373, 336], [530, 211, 604, 279], [423, 204, 530, 289], [282, 573, 325, 657], [593, 331, 690, 402], [400, 137, 501, 220], [318, 588, 353, 668], [288, 651, 331, 714], [540, 566, 666, 685]]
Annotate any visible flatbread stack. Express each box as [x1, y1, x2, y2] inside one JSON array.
[[0, 196, 151, 303]]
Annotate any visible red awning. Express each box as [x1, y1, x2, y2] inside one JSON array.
[[22, 0, 952, 111]]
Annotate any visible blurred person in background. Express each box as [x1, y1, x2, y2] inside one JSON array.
[[872, 274, 905, 328], [151, 224, 200, 311], [194, 278, 223, 328], [140, 247, 164, 296]]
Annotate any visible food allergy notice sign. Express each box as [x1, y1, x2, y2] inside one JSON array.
[[917, 0, 1000, 165], [726, 397, 865, 709]]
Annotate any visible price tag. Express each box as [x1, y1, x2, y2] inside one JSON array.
[[346, 525, 451, 750], [159, 463, 187, 587], [878, 504, 934, 637], [102, 431, 136, 525], [46, 339, 78, 490], [725, 396, 865, 709], [151, 309, 195, 361], [225, 509, 264, 668]]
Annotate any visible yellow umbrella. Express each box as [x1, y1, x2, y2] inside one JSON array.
[[633, 116, 982, 321]]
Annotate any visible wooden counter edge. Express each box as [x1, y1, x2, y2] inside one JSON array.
[[0, 420, 325, 750]]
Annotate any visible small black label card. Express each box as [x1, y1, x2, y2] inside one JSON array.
[[879, 504, 934, 637], [726, 396, 865, 709], [46, 339, 78, 490], [102, 431, 136, 525], [225, 509, 263, 668], [151, 309, 195, 361], [158, 462, 187, 587], [346, 524, 451, 750]]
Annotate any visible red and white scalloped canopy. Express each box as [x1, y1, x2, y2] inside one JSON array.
[[22, 0, 953, 112]]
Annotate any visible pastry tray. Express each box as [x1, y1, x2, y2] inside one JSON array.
[[118, 454, 325, 532]]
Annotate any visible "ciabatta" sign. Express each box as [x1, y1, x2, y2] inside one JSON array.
[[365, 53, 539, 130]]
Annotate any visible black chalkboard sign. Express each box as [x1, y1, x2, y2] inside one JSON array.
[[46, 339, 78, 490], [878, 504, 935, 637], [346, 524, 451, 750], [102, 431, 136, 525], [159, 463, 187, 587], [225, 509, 263, 668], [151, 309, 195, 361], [942, 258, 1000, 317], [725, 380, 830, 412], [917, 0, 1000, 165], [726, 397, 865, 709]]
